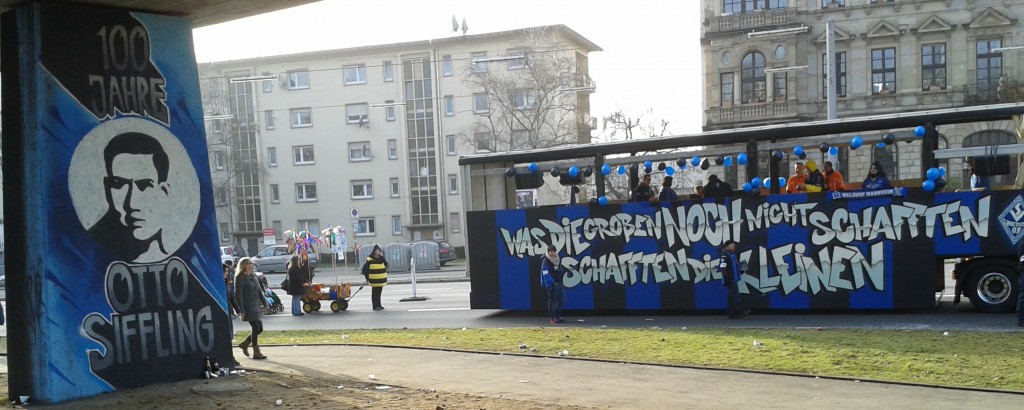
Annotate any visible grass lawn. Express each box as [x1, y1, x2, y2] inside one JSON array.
[[246, 327, 1024, 391]]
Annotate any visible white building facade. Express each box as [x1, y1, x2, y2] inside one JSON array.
[[200, 25, 600, 257]]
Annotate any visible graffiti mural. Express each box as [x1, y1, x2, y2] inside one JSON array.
[[468, 189, 1021, 312], [2, 3, 230, 403]]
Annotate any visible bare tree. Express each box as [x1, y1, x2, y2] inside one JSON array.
[[462, 27, 591, 153], [597, 108, 671, 143]]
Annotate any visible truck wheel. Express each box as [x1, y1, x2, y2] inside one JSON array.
[[966, 264, 1018, 313], [330, 301, 341, 312]]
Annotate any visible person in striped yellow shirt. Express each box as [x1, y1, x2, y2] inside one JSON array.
[[361, 245, 389, 311]]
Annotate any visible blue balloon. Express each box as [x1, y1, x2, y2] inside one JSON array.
[[528, 163, 539, 172], [793, 146, 805, 156], [938, 166, 947, 177], [598, 196, 608, 206], [914, 125, 927, 138], [691, 156, 701, 167], [737, 152, 749, 165], [922, 179, 936, 192], [665, 166, 676, 176], [829, 146, 839, 156], [876, 142, 887, 148], [601, 164, 611, 175], [723, 156, 733, 167], [742, 182, 753, 192], [568, 166, 580, 177], [763, 178, 773, 189], [926, 167, 940, 181], [617, 165, 626, 175], [644, 160, 653, 169], [779, 177, 786, 187], [851, 136, 863, 150], [751, 177, 763, 189]]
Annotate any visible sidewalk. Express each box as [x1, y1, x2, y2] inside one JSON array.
[[238, 344, 1022, 409]]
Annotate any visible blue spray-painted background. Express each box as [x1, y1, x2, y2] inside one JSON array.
[[469, 189, 1021, 312]]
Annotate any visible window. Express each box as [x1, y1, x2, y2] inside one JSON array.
[[383, 61, 394, 82], [446, 135, 457, 156], [348, 142, 372, 161], [507, 50, 527, 69], [511, 129, 530, 150], [356, 217, 376, 236], [343, 64, 367, 85], [723, 0, 788, 14], [384, 100, 397, 121], [388, 139, 398, 160], [821, 0, 844, 6], [211, 119, 222, 133], [288, 70, 309, 89], [444, 95, 454, 116], [270, 184, 279, 203], [473, 93, 489, 113], [267, 147, 277, 167], [214, 151, 226, 170], [977, 39, 1002, 101], [273, 221, 283, 240], [220, 223, 229, 242], [392, 216, 402, 235], [871, 47, 896, 94], [262, 76, 272, 93], [390, 177, 400, 197], [296, 183, 317, 202], [346, 103, 369, 124], [513, 89, 536, 110], [293, 145, 315, 165], [822, 52, 848, 98], [921, 44, 946, 90], [474, 132, 492, 152], [471, 51, 488, 73], [773, 72, 787, 101], [741, 52, 766, 103], [297, 220, 319, 236], [351, 179, 374, 199], [449, 212, 461, 233], [720, 73, 734, 106], [216, 187, 227, 205], [290, 108, 312, 127], [265, 111, 275, 130], [442, 55, 453, 77], [448, 174, 458, 194]]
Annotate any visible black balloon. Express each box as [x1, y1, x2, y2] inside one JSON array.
[[772, 150, 784, 161], [583, 166, 593, 177], [629, 163, 639, 173], [819, 142, 830, 153], [882, 133, 896, 145], [798, 153, 807, 160], [700, 158, 711, 170], [751, 188, 761, 196], [550, 167, 560, 177], [935, 179, 947, 190], [505, 167, 515, 177], [657, 162, 667, 171], [589, 198, 599, 205], [644, 166, 653, 174], [676, 158, 686, 167], [715, 155, 724, 165]]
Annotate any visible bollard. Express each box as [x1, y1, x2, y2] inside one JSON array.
[[400, 256, 429, 302]]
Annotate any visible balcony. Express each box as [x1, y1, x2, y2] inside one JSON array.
[[706, 9, 796, 35], [964, 79, 1022, 106], [707, 100, 801, 127]]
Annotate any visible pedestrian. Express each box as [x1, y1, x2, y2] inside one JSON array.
[[285, 255, 308, 316], [967, 157, 990, 191], [718, 239, 749, 319], [223, 262, 240, 317], [803, 159, 825, 193], [862, 161, 893, 190], [631, 174, 655, 202], [234, 257, 267, 359], [703, 174, 733, 200], [361, 245, 389, 310], [786, 162, 806, 193], [658, 176, 678, 201], [540, 245, 566, 324], [823, 161, 846, 191]]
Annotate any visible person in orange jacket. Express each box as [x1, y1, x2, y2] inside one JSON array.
[[786, 162, 806, 193], [823, 161, 845, 191]]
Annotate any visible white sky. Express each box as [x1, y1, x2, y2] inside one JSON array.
[[192, 0, 704, 135]]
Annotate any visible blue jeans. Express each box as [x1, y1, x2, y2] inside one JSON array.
[[292, 295, 303, 315], [547, 282, 565, 319]]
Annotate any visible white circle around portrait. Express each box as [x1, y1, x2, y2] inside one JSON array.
[[69, 117, 200, 263]]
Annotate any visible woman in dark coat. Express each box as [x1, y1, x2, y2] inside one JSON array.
[[361, 245, 389, 311], [286, 255, 309, 316], [234, 257, 267, 359]]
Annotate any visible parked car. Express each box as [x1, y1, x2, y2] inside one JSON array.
[[252, 245, 319, 273], [220, 245, 247, 267], [434, 240, 457, 266]]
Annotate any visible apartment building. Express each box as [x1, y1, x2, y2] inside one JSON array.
[[199, 25, 600, 257], [701, 0, 1023, 189]]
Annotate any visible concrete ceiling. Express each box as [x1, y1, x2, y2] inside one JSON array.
[[0, 0, 321, 28]]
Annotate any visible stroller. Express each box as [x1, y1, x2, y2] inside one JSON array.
[[256, 272, 285, 315]]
